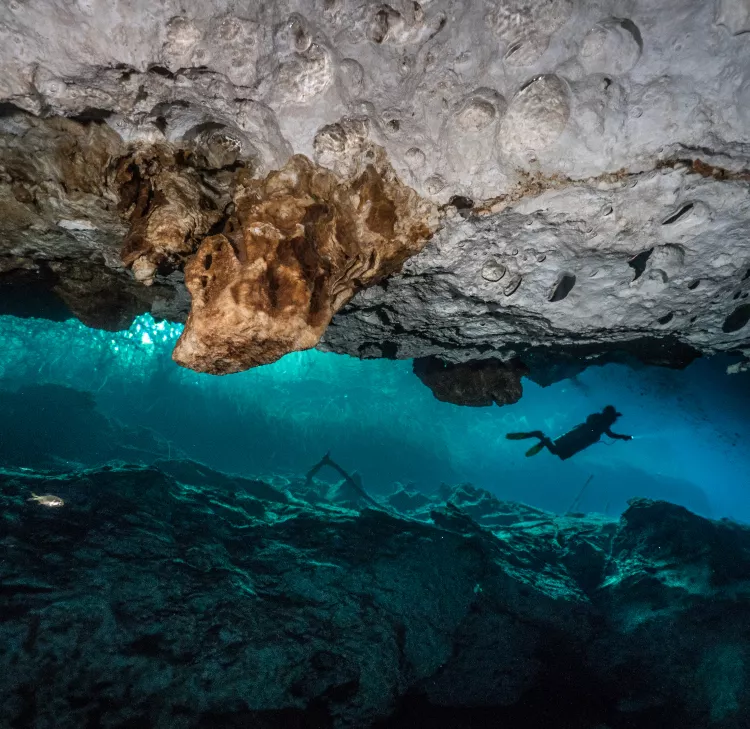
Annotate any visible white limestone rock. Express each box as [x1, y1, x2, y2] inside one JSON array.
[[1, 0, 750, 365], [2, 0, 748, 197], [321, 165, 750, 361]]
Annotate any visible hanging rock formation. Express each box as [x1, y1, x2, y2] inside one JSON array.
[[413, 356, 528, 406], [1, 0, 750, 376], [116, 146, 233, 288], [172, 152, 437, 373]]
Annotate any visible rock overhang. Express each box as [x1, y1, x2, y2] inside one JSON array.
[[0, 0, 749, 382]]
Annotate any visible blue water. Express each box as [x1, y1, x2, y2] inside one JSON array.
[[1, 313, 748, 521]]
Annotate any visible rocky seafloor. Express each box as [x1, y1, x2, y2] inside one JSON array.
[[2, 456, 749, 729]]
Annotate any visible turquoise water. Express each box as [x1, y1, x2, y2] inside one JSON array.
[[1, 313, 748, 521]]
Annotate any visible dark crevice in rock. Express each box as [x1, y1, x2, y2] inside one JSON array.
[[619, 17, 644, 50], [657, 311, 674, 325], [0, 101, 28, 117], [0, 264, 72, 321], [68, 107, 114, 124], [662, 202, 694, 225], [549, 272, 576, 302], [445, 195, 474, 218], [355, 339, 401, 359], [627, 248, 653, 281], [447, 195, 474, 210], [722, 304, 750, 334], [147, 64, 175, 79], [0, 257, 182, 330]]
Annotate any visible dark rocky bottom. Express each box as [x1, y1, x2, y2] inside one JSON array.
[[1, 460, 748, 729]]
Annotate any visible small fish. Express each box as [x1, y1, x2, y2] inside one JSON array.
[[28, 493, 65, 508]]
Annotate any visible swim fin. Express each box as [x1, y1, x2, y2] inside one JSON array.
[[525, 443, 544, 457], [506, 432, 534, 440]]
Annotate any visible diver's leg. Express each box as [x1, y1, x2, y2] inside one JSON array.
[[507, 430, 563, 458], [506, 430, 547, 440], [522, 432, 558, 457], [542, 436, 557, 452]]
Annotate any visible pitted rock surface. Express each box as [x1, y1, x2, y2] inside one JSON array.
[[1, 0, 750, 370], [322, 164, 750, 363]]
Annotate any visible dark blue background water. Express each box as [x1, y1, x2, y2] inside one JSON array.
[[1, 314, 748, 521]]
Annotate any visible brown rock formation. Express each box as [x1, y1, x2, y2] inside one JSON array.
[[172, 154, 438, 374], [117, 147, 235, 287], [413, 356, 529, 407], [1, 109, 436, 370], [0, 113, 190, 328]]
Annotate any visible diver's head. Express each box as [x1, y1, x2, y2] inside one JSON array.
[[602, 405, 622, 422]]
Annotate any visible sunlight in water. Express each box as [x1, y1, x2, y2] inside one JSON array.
[[1, 313, 749, 521]]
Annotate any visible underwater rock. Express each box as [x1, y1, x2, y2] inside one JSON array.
[[173, 154, 437, 373], [520, 336, 702, 387], [0, 113, 187, 328], [412, 356, 528, 407], [323, 165, 750, 375], [2, 462, 749, 728], [117, 145, 232, 287], [0, 107, 437, 371], [385, 486, 432, 513]]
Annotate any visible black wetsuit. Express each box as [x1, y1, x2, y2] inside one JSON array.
[[546, 413, 631, 459], [507, 408, 632, 460]]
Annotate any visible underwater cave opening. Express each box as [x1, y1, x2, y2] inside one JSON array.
[[0, 313, 749, 522]]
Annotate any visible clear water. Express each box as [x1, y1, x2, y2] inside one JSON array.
[[1, 313, 749, 521]]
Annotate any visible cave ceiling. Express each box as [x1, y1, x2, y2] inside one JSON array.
[[1, 0, 750, 381]]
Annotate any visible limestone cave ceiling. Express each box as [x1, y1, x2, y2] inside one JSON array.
[[1, 0, 750, 380]]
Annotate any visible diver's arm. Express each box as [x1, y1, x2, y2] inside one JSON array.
[[605, 428, 632, 441]]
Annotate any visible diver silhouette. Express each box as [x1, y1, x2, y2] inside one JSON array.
[[506, 405, 632, 459]]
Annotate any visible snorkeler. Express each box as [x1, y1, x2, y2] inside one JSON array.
[[506, 405, 632, 459]]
